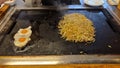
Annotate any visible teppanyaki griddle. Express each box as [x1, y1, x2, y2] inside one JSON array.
[[0, 8, 120, 56]]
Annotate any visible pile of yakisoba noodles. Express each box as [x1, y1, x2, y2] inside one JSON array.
[[58, 13, 95, 42]]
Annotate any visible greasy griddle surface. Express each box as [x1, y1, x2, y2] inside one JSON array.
[[0, 9, 120, 56], [42, 0, 80, 5]]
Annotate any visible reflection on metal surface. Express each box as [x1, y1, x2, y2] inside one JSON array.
[[0, 55, 120, 65], [104, 1, 120, 24], [0, 6, 16, 31], [4, 61, 59, 65]]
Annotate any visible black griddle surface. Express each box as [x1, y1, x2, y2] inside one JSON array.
[[42, 0, 80, 5], [0, 9, 120, 56]]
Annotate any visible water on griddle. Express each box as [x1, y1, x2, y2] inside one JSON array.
[[0, 9, 120, 56]]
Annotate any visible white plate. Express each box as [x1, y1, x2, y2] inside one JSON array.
[[84, 0, 105, 6], [4, 0, 16, 6], [0, 3, 5, 9]]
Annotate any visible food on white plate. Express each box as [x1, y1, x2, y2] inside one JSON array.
[[14, 37, 31, 47], [58, 13, 95, 43], [14, 26, 32, 47], [84, 0, 104, 6]]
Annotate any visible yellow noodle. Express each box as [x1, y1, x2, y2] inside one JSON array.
[[58, 13, 95, 42]]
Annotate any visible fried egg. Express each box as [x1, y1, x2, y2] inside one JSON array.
[[18, 26, 32, 38], [13, 26, 32, 47], [14, 37, 31, 47]]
